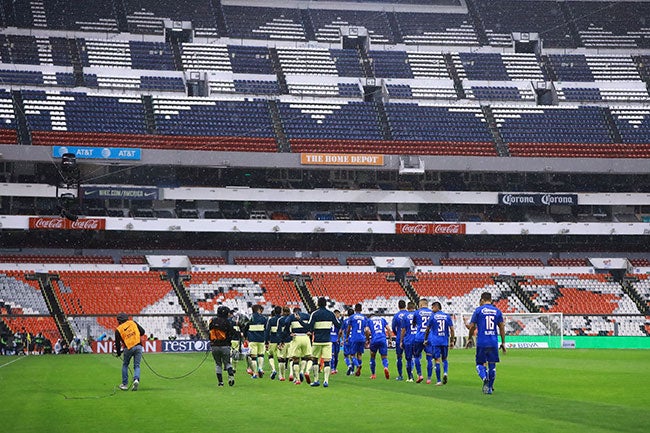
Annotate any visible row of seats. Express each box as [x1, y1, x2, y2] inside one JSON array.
[[4, 1, 650, 48], [6, 35, 648, 83]]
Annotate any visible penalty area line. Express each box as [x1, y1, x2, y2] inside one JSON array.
[[0, 356, 25, 369]]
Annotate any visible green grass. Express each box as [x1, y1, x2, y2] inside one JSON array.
[[1, 349, 649, 433]]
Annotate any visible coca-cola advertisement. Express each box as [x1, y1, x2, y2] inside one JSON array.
[[395, 223, 466, 235], [29, 217, 106, 230]]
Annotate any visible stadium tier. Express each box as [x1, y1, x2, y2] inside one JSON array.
[[185, 271, 303, 312]]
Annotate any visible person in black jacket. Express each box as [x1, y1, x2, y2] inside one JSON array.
[[209, 306, 237, 387]]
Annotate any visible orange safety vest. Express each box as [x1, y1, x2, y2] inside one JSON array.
[[117, 320, 141, 349]]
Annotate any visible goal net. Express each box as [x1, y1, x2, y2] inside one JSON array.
[[457, 312, 563, 349]]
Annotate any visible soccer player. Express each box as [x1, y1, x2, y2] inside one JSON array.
[[367, 314, 391, 379], [307, 297, 340, 387], [114, 312, 145, 391], [284, 307, 311, 384], [265, 306, 283, 380], [467, 292, 506, 394], [412, 298, 433, 383], [424, 301, 455, 385], [246, 304, 268, 379], [342, 308, 355, 375], [391, 300, 408, 380], [330, 309, 342, 374], [346, 303, 369, 377], [276, 306, 293, 381], [400, 302, 417, 382]]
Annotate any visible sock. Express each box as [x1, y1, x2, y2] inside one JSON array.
[[269, 356, 276, 373], [305, 359, 313, 376], [227, 367, 234, 377], [382, 358, 389, 369], [443, 359, 448, 375], [477, 364, 487, 381], [300, 359, 306, 374], [279, 359, 286, 378], [250, 358, 258, 375], [323, 362, 331, 383], [257, 356, 264, 372], [370, 357, 376, 374], [312, 363, 319, 381], [357, 357, 363, 369], [344, 356, 351, 368], [426, 355, 433, 379], [353, 356, 360, 368], [435, 363, 441, 382], [293, 362, 300, 381], [406, 358, 413, 379], [414, 357, 422, 376], [396, 355, 403, 377], [217, 373, 223, 384], [488, 363, 496, 388]]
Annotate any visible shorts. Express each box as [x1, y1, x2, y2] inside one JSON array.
[[350, 340, 366, 355], [369, 340, 388, 356], [475, 346, 500, 364], [432, 345, 449, 360], [249, 341, 265, 357], [311, 342, 333, 360], [412, 341, 425, 358], [290, 335, 311, 358]]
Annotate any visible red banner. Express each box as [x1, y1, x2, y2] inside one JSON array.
[[395, 223, 466, 235], [29, 217, 106, 230]]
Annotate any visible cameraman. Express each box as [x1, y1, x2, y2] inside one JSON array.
[[209, 306, 237, 387]]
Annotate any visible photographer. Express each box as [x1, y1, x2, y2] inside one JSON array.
[[209, 306, 237, 387]]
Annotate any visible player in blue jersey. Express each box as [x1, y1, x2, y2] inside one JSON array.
[[399, 301, 417, 382], [342, 308, 354, 375], [467, 292, 506, 394], [246, 304, 268, 379], [346, 303, 369, 377], [330, 309, 342, 374], [367, 315, 391, 380], [424, 301, 455, 386], [264, 306, 282, 380], [306, 297, 340, 387], [412, 298, 433, 383], [391, 300, 408, 381]]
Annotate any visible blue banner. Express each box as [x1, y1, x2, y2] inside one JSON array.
[[53, 146, 141, 160]]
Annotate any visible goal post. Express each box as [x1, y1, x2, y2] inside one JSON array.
[[456, 312, 564, 349]]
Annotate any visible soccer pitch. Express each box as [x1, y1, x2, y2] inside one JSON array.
[[1, 349, 648, 433]]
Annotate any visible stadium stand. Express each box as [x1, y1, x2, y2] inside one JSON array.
[[395, 11, 479, 46], [453, 52, 546, 81], [566, 1, 650, 48], [307, 271, 406, 314], [53, 270, 183, 340], [125, 0, 219, 37], [472, 0, 577, 48], [11, 0, 119, 32], [0, 270, 59, 343], [222, 6, 305, 41], [0, 255, 113, 264], [186, 271, 303, 312], [233, 256, 340, 266], [309, 9, 394, 44]]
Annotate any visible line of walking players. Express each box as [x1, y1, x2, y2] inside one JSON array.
[[208, 296, 455, 388]]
